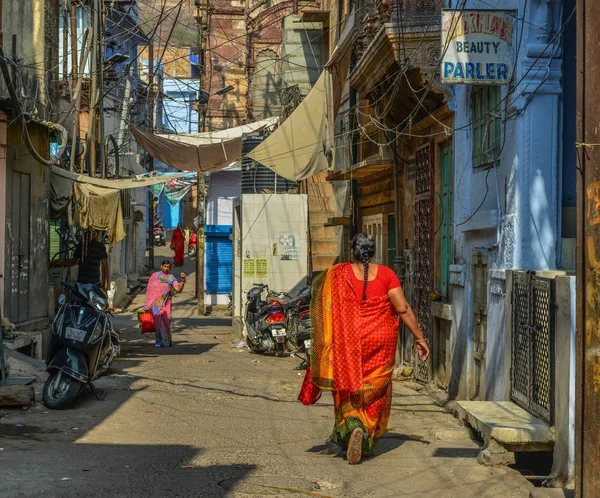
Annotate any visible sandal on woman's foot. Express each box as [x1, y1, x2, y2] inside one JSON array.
[[346, 428, 364, 465]]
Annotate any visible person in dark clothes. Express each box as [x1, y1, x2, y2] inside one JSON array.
[[52, 230, 110, 290]]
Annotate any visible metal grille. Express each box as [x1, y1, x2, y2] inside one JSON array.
[[510, 272, 556, 424], [413, 143, 434, 382], [415, 145, 433, 195], [402, 0, 443, 27]]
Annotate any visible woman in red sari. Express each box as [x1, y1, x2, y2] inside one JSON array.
[[170, 223, 185, 266], [310, 233, 430, 464]]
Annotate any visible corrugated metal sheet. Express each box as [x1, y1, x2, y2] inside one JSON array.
[[205, 225, 233, 294]]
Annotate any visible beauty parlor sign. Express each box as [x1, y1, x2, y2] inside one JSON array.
[[441, 10, 516, 85]]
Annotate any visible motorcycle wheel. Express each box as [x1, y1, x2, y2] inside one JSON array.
[[246, 335, 259, 353], [42, 370, 83, 410], [285, 336, 298, 353]]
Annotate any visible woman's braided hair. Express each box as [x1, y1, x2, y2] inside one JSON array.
[[351, 233, 376, 300]]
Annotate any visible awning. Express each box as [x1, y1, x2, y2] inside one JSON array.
[[51, 166, 187, 189], [245, 10, 355, 181], [130, 117, 278, 172]]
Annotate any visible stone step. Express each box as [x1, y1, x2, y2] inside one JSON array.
[[453, 401, 554, 466]]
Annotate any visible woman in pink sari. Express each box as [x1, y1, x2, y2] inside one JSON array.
[[143, 260, 187, 347], [171, 223, 185, 266]]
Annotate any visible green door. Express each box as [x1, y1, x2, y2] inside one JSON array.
[[441, 142, 453, 299]]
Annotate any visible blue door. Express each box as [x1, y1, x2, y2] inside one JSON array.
[[205, 225, 233, 293]]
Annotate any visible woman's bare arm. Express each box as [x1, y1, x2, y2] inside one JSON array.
[[173, 273, 187, 292], [388, 287, 422, 338], [389, 286, 430, 362]]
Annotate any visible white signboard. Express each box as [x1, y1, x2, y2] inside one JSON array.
[[441, 10, 516, 85]]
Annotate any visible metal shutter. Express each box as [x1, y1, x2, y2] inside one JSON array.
[[205, 225, 233, 294]]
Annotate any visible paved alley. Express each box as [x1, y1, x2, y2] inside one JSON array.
[[0, 254, 536, 498]]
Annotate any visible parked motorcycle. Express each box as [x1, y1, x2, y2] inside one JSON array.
[[188, 232, 197, 257], [284, 286, 312, 366], [153, 221, 166, 246], [244, 284, 287, 356], [43, 282, 120, 409]]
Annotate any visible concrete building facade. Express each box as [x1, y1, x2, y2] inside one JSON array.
[[1, 0, 60, 329]]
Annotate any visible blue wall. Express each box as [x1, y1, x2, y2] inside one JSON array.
[[162, 78, 199, 134], [163, 198, 183, 229], [562, 0, 576, 210]]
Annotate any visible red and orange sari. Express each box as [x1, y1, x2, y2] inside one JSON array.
[[171, 227, 185, 266], [310, 264, 399, 454]]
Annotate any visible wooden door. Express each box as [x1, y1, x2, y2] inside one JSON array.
[[8, 172, 31, 323], [362, 214, 384, 264]]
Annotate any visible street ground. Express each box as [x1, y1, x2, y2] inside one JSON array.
[[0, 248, 536, 497]]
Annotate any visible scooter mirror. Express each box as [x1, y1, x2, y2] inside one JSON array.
[[58, 294, 66, 305]]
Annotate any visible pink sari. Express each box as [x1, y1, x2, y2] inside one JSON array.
[[144, 271, 178, 347]]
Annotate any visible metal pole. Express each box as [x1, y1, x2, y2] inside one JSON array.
[[576, 0, 600, 495], [62, 8, 69, 80], [148, 42, 155, 270], [196, 8, 208, 315], [70, 3, 78, 86], [88, 0, 98, 177], [97, 0, 105, 179], [0, 0, 5, 388]]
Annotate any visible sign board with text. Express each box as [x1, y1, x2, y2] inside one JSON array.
[[441, 10, 516, 85]]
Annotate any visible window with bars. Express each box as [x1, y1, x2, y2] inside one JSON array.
[[472, 85, 501, 168], [362, 214, 384, 264]]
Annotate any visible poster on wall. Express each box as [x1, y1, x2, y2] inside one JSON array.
[[441, 10, 516, 85], [279, 233, 300, 261], [243, 258, 269, 278]]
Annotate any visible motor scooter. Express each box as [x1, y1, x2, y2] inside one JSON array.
[[43, 282, 120, 409], [188, 232, 197, 257], [244, 284, 287, 356], [284, 286, 312, 366], [153, 222, 166, 246]]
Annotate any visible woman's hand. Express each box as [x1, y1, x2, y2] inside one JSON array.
[[173, 273, 186, 293], [416, 340, 430, 362]]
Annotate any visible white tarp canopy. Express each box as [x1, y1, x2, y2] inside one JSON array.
[[130, 117, 278, 172], [245, 10, 355, 181], [51, 166, 187, 189]]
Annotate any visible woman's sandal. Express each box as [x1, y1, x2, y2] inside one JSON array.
[[346, 428, 364, 465]]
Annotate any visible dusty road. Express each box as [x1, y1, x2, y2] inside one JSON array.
[[0, 252, 535, 497]]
